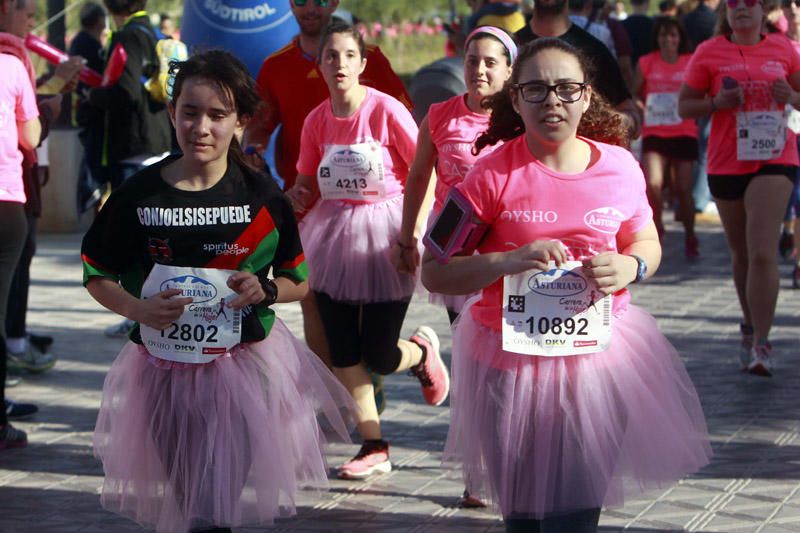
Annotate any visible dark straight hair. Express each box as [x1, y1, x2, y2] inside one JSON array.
[[169, 50, 263, 174]]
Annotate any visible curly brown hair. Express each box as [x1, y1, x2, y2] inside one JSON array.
[[474, 38, 630, 154]]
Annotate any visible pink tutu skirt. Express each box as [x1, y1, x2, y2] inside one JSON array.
[[93, 319, 355, 532], [300, 196, 416, 303], [445, 302, 711, 519]]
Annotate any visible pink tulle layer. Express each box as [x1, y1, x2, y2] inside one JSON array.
[[93, 319, 355, 532], [428, 291, 476, 315], [445, 302, 711, 518], [300, 196, 417, 303]]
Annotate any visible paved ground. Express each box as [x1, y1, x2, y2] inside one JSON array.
[[1, 214, 799, 532]]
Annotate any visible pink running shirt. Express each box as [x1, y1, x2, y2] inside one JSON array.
[[297, 88, 418, 204], [638, 52, 698, 139], [0, 54, 38, 204], [427, 94, 497, 211], [455, 136, 653, 331], [684, 34, 800, 175]]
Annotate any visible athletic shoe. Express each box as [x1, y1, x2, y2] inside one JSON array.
[[337, 440, 391, 480], [685, 234, 699, 260], [747, 342, 773, 377], [739, 323, 754, 371], [5, 399, 37, 420], [408, 326, 450, 406], [458, 489, 487, 508], [779, 231, 794, 260], [371, 372, 386, 415], [793, 265, 800, 290], [7, 343, 56, 374], [5, 376, 21, 388], [0, 424, 27, 450], [104, 318, 136, 338]]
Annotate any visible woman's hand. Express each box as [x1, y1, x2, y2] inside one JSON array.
[[501, 240, 567, 276], [772, 78, 796, 106], [713, 85, 743, 110], [582, 252, 638, 295], [133, 289, 193, 330], [285, 184, 315, 214], [226, 271, 265, 310], [390, 239, 420, 275]]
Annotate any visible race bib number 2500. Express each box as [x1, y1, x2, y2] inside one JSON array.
[[502, 261, 612, 356]]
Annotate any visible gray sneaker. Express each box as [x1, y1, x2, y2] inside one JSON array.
[[7, 343, 56, 374], [104, 318, 136, 338]]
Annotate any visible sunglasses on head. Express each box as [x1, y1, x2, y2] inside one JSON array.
[[725, 0, 759, 8], [294, 0, 329, 6]]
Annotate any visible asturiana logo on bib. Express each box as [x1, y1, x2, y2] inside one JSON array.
[[528, 269, 587, 297], [584, 207, 625, 234], [160, 275, 218, 304], [331, 149, 367, 168]]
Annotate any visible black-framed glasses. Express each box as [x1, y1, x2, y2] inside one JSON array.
[[514, 81, 587, 104], [294, 0, 329, 6]]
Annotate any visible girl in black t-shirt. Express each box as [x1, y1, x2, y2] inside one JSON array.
[[82, 51, 353, 533]]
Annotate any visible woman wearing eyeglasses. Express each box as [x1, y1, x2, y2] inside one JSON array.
[[633, 17, 700, 258], [422, 38, 710, 532], [679, 0, 800, 376]]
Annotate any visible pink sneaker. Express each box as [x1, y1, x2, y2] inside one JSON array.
[[337, 440, 391, 480], [408, 326, 450, 406], [747, 343, 773, 377]]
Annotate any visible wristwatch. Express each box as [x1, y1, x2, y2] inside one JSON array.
[[629, 254, 647, 284], [259, 277, 279, 306]]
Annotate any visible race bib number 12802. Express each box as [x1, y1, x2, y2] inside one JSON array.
[[140, 265, 242, 363], [502, 261, 612, 356]]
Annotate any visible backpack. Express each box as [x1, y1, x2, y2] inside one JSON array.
[[134, 24, 188, 103]]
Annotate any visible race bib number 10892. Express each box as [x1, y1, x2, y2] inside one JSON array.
[[502, 261, 612, 356]]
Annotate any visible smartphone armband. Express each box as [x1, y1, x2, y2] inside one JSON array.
[[423, 188, 487, 264]]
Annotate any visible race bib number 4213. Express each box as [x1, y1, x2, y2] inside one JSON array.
[[317, 141, 386, 201], [502, 261, 612, 356], [140, 265, 242, 363]]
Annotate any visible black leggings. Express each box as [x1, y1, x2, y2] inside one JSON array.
[[505, 508, 601, 532], [0, 202, 28, 426], [313, 291, 410, 374], [6, 211, 35, 338]]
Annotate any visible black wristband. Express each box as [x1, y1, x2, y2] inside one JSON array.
[[629, 254, 648, 284], [259, 277, 279, 306]]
